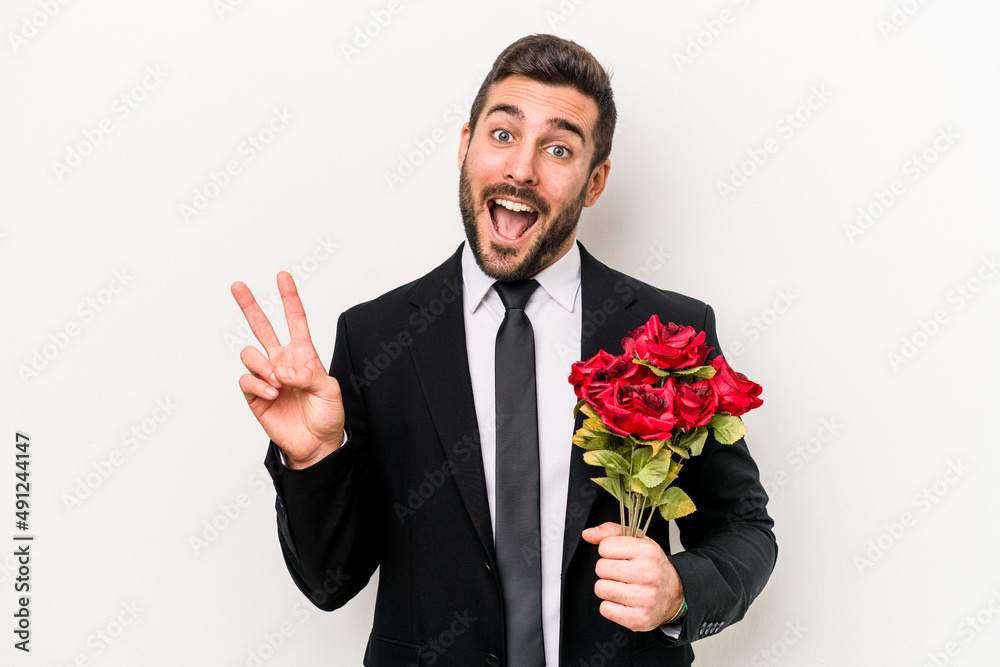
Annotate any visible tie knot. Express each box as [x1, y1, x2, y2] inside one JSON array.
[[494, 279, 539, 311]]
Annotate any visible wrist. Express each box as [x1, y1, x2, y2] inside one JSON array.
[[665, 597, 687, 625], [283, 434, 344, 469]]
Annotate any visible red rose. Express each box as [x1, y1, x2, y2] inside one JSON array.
[[569, 350, 658, 405], [671, 380, 719, 430], [709, 356, 763, 416], [621, 315, 714, 370], [591, 379, 678, 441]]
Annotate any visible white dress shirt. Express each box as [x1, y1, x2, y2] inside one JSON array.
[[461, 242, 582, 667]]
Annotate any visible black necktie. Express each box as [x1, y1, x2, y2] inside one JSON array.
[[493, 279, 545, 667]]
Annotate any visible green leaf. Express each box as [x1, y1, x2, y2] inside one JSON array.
[[630, 476, 650, 496], [675, 427, 709, 457], [630, 446, 652, 471], [574, 431, 614, 452], [633, 358, 670, 377], [606, 437, 631, 457], [583, 449, 631, 475], [572, 424, 600, 449], [657, 486, 697, 521], [584, 416, 613, 435], [669, 457, 683, 476], [645, 474, 673, 504], [587, 434, 615, 451], [573, 398, 588, 417], [592, 476, 622, 502], [669, 365, 716, 380], [579, 401, 600, 421], [664, 439, 691, 459], [640, 437, 666, 457], [709, 414, 747, 445], [636, 457, 672, 488]]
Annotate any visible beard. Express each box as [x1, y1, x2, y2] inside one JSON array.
[[459, 161, 586, 282]]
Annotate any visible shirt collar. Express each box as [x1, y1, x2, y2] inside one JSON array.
[[462, 241, 582, 313]]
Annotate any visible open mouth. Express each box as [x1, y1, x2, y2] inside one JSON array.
[[488, 197, 540, 243]]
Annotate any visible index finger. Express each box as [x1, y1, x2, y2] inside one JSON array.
[[277, 271, 313, 344], [231, 280, 282, 355], [597, 535, 654, 560]]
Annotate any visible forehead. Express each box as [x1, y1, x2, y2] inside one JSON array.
[[481, 74, 599, 139]]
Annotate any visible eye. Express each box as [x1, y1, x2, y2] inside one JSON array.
[[492, 129, 512, 142], [547, 145, 570, 158]]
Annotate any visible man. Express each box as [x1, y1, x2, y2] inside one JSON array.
[[232, 34, 775, 666]]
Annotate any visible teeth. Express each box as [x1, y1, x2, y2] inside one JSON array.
[[493, 198, 535, 214]]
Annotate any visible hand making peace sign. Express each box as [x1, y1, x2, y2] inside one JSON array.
[[231, 271, 344, 469]]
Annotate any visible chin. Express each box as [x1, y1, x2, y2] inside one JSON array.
[[477, 234, 533, 282]]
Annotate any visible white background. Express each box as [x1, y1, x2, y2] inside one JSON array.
[[2, 1, 999, 665]]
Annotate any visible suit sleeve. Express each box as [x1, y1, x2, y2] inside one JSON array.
[[263, 311, 383, 611], [661, 304, 777, 645]]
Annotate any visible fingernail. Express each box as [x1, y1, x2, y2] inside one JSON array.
[[270, 372, 280, 386], [264, 386, 278, 399]]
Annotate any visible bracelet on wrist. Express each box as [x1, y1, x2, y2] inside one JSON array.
[[666, 597, 687, 624]]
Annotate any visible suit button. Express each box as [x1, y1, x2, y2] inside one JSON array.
[[485, 654, 500, 666]]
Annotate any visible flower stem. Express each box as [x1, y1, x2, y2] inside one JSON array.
[[641, 501, 656, 538], [617, 476, 626, 536], [633, 495, 647, 538], [629, 492, 637, 537]]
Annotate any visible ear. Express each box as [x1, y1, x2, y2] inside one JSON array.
[[458, 122, 471, 170], [583, 159, 611, 207]]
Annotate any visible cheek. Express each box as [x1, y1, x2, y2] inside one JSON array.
[[542, 168, 588, 203], [467, 149, 505, 178]]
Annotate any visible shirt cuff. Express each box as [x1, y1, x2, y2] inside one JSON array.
[[660, 621, 682, 640]]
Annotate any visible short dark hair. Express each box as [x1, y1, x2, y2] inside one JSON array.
[[468, 34, 616, 173]]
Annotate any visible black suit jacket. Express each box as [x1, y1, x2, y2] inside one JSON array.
[[265, 243, 776, 666]]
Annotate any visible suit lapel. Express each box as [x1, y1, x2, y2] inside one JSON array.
[[561, 243, 647, 572], [407, 244, 496, 562]]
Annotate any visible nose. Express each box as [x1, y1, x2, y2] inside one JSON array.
[[504, 142, 538, 186]]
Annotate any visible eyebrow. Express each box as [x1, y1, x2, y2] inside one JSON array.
[[484, 103, 587, 146]]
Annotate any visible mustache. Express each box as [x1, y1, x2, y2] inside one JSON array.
[[481, 183, 550, 216]]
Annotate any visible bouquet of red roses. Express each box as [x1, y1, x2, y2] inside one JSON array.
[[569, 315, 763, 537]]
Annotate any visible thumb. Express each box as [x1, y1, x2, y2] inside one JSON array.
[[274, 365, 340, 400], [582, 522, 623, 545]]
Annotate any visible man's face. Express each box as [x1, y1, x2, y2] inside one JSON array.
[[458, 75, 610, 282]]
